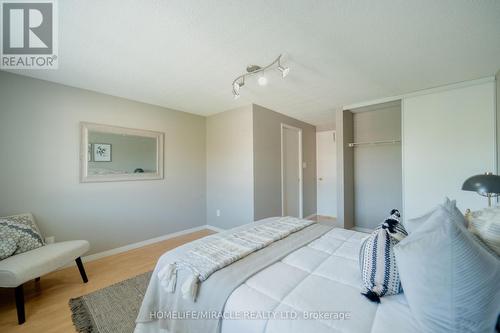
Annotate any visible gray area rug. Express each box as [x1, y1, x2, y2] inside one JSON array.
[[69, 271, 152, 333]]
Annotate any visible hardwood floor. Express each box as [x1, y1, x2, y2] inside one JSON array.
[[0, 229, 214, 333], [309, 215, 337, 223]]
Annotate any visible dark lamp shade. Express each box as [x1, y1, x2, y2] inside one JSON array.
[[461, 173, 500, 196]]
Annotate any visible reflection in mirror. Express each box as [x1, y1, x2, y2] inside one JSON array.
[[81, 123, 164, 182], [88, 132, 157, 175]]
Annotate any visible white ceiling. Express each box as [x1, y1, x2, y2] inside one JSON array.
[[9, 0, 500, 126]]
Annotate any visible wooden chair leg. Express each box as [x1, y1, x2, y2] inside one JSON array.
[[15, 284, 25, 325], [75, 257, 88, 283]]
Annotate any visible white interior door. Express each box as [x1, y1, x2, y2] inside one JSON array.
[[317, 130, 337, 217], [282, 125, 303, 218]]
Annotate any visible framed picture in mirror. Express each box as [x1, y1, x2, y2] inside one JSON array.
[[93, 143, 112, 162]]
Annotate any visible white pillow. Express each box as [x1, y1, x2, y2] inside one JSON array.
[[466, 206, 500, 256], [394, 203, 500, 333], [403, 197, 466, 234]]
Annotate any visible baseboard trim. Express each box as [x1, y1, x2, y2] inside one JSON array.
[[63, 224, 220, 268], [304, 213, 317, 220], [205, 225, 225, 232]]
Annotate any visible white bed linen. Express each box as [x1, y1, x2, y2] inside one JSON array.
[[135, 227, 420, 333]]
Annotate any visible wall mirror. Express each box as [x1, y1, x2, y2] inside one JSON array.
[[80, 122, 164, 183]]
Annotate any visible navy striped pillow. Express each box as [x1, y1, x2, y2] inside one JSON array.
[[359, 209, 408, 303]]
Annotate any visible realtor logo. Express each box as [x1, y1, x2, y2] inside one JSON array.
[[1, 0, 58, 69]]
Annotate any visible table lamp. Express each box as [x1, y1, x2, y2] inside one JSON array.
[[462, 172, 500, 207]]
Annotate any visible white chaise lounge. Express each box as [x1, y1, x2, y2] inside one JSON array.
[[0, 214, 90, 324]]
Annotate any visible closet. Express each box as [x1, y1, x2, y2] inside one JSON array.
[[336, 78, 496, 230], [337, 101, 402, 231]]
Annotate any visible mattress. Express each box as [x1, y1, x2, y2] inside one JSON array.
[[135, 227, 421, 333], [221, 228, 421, 333]]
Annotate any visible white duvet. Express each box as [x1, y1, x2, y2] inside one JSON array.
[[135, 227, 422, 333]]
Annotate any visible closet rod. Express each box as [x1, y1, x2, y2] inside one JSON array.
[[347, 139, 401, 148]]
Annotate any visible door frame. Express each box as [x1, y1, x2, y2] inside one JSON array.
[[280, 123, 303, 218]]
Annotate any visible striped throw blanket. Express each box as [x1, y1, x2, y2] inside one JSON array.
[[158, 217, 314, 301]]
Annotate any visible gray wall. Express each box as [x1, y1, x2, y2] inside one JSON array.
[[206, 106, 254, 229], [0, 72, 207, 254], [253, 104, 317, 220], [497, 70, 500, 174], [352, 104, 402, 229], [206, 104, 317, 228], [336, 110, 354, 229]]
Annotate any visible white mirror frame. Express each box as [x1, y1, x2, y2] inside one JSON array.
[[80, 122, 164, 183]]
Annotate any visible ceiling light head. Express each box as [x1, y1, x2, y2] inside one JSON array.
[[233, 82, 240, 94], [233, 81, 242, 94], [246, 65, 262, 73], [278, 65, 290, 78], [258, 75, 268, 86], [233, 92, 240, 100], [232, 78, 245, 96]]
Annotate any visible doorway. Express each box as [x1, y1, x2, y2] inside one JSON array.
[[281, 124, 303, 218], [316, 130, 337, 218]]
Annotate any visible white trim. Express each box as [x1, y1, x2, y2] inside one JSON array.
[[403, 76, 494, 99], [343, 76, 494, 110], [493, 77, 498, 205], [81, 225, 208, 263], [335, 110, 345, 228], [205, 224, 225, 232], [344, 96, 403, 111], [281, 124, 284, 216], [494, 75, 498, 175], [62, 225, 220, 268], [401, 97, 406, 224], [280, 123, 303, 218]]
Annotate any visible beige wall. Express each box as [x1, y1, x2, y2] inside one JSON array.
[[206, 106, 254, 229], [253, 104, 317, 220], [0, 72, 207, 254]]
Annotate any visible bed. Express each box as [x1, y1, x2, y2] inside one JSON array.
[[134, 219, 422, 333]]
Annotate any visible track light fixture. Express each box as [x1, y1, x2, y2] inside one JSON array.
[[232, 54, 289, 99]]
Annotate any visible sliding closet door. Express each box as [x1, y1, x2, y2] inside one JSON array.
[[403, 80, 496, 219]]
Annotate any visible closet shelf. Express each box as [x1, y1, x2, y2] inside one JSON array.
[[347, 139, 401, 148]]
